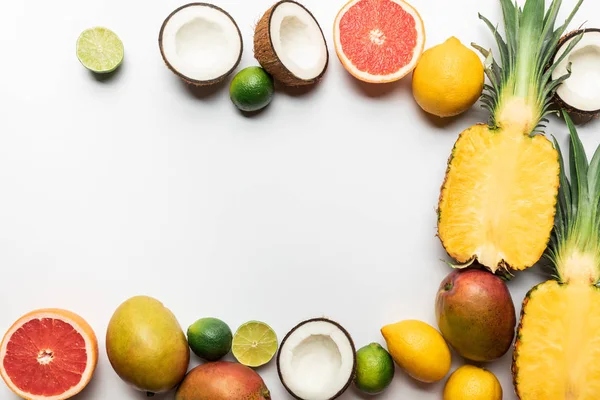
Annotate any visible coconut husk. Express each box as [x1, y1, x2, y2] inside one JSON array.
[[158, 3, 243, 87], [551, 28, 600, 124], [254, 0, 328, 87]]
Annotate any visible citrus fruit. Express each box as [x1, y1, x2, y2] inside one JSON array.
[[354, 343, 395, 394], [412, 37, 484, 117], [187, 317, 233, 361], [443, 365, 503, 400], [380, 319, 451, 383], [230, 67, 275, 112], [76, 27, 124, 74], [0, 309, 98, 400], [232, 321, 278, 368], [333, 0, 426, 83]]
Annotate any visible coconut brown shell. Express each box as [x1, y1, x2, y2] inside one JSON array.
[[276, 318, 356, 400], [552, 28, 600, 123], [254, 1, 329, 87], [158, 3, 243, 87]]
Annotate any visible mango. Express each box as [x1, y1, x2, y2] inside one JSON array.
[[435, 268, 516, 362], [176, 361, 271, 400], [106, 295, 190, 395]]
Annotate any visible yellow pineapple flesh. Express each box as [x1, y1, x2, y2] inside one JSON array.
[[438, 124, 559, 271]]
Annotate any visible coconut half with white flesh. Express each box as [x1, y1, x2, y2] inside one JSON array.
[[277, 318, 356, 400], [159, 3, 243, 86], [553, 28, 600, 119], [254, 1, 329, 86]]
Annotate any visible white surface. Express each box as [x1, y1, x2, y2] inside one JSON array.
[[0, 1, 598, 399]]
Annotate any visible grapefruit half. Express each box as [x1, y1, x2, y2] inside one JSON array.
[[333, 0, 426, 83], [0, 309, 98, 400]]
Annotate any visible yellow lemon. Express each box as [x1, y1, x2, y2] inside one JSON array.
[[380, 320, 451, 383], [412, 36, 484, 118], [443, 365, 503, 400]]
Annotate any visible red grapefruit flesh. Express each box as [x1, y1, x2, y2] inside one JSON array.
[[333, 0, 426, 83], [0, 309, 98, 400]]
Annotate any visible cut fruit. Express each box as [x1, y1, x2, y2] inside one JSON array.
[[553, 28, 600, 119], [232, 321, 278, 368], [277, 318, 356, 400], [0, 309, 98, 400], [333, 0, 426, 83], [437, 0, 584, 273], [159, 3, 243, 86], [254, 0, 329, 86], [512, 113, 600, 398], [76, 27, 124, 74], [438, 124, 559, 272]]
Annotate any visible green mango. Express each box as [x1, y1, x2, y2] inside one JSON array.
[[106, 296, 190, 395]]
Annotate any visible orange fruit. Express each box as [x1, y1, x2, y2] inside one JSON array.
[[0, 309, 98, 400], [333, 0, 426, 83]]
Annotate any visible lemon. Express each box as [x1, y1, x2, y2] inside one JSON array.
[[232, 321, 278, 368], [412, 37, 484, 118], [443, 365, 503, 400], [380, 320, 451, 383]]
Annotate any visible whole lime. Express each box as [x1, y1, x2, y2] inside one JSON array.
[[187, 318, 233, 361], [354, 343, 395, 394], [230, 67, 274, 112]]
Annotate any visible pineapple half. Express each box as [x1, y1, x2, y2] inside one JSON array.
[[438, 0, 584, 273], [513, 112, 600, 399]]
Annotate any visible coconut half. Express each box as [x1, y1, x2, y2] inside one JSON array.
[[277, 318, 356, 400], [553, 28, 600, 118], [254, 1, 329, 86], [159, 3, 243, 86]]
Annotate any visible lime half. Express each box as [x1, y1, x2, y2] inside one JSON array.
[[232, 321, 278, 367], [76, 27, 124, 73]]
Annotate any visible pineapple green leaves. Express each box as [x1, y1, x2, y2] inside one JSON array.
[[547, 111, 600, 284], [472, 0, 584, 133]]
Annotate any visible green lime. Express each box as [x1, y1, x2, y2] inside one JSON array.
[[232, 321, 278, 367], [187, 317, 233, 361], [229, 67, 274, 112], [354, 343, 395, 394], [76, 27, 124, 73]]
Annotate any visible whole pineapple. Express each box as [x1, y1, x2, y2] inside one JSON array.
[[438, 0, 584, 273], [513, 112, 600, 399]]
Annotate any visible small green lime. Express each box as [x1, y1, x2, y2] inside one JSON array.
[[232, 321, 278, 367], [76, 27, 124, 73], [354, 343, 395, 394], [187, 317, 233, 361], [230, 67, 274, 112]]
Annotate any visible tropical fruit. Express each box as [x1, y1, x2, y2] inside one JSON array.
[[437, 0, 584, 273], [512, 113, 600, 399], [232, 321, 278, 368], [187, 317, 232, 361], [412, 37, 484, 117], [0, 309, 98, 400], [354, 343, 394, 394], [333, 0, 425, 83], [443, 365, 502, 400], [230, 67, 275, 112], [175, 361, 271, 400], [381, 320, 451, 383], [76, 27, 124, 74], [435, 267, 516, 362], [106, 296, 190, 395]]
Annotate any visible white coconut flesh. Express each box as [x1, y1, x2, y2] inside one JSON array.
[[160, 4, 242, 83], [278, 320, 355, 400], [553, 31, 600, 112], [269, 2, 328, 81]]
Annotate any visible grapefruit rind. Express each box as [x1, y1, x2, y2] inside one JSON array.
[[333, 0, 426, 84], [0, 309, 98, 400]]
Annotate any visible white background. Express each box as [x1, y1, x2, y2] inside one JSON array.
[[0, 0, 599, 399]]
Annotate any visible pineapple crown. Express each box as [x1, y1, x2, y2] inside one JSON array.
[[473, 0, 583, 134], [547, 111, 600, 285]]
